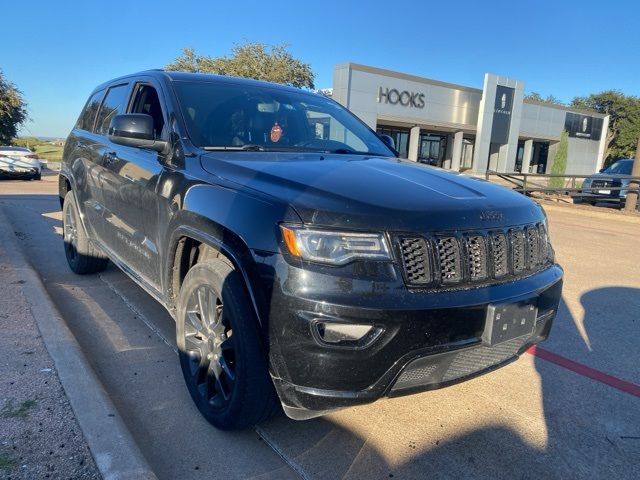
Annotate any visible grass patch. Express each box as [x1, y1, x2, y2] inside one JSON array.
[[34, 144, 64, 162], [0, 453, 17, 470], [0, 399, 37, 419]]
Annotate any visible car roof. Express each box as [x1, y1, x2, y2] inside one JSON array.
[[91, 70, 311, 96], [0, 146, 30, 151]]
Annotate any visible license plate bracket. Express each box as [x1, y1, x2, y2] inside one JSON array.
[[483, 300, 537, 346]]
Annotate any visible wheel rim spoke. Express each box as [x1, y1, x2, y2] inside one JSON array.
[[218, 355, 235, 382], [183, 283, 236, 410], [186, 310, 205, 335]]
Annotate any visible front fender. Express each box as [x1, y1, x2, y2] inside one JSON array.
[[164, 183, 301, 326]]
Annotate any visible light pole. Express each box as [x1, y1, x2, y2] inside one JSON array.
[[625, 137, 640, 212]]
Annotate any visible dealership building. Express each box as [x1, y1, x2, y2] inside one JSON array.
[[331, 63, 609, 175]]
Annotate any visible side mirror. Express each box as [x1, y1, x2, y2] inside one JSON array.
[[599, 168, 606, 173], [378, 134, 396, 153], [108, 114, 167, 153]]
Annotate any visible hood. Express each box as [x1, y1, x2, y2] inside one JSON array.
[[586, 172, 630, 182], [200, 153, 544, 231]]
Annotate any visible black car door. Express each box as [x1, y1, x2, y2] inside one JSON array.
[[98, 79, 166, 291], [69, 89, 107, 243]]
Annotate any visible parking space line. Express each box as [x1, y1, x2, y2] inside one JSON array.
[[527, 345, 640, 398]]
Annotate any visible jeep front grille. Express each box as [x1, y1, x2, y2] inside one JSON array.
[[397, 222, 551, 289]]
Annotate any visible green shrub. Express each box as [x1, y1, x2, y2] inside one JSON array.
[[550, 130, 569, 189]]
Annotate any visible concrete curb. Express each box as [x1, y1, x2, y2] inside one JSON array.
[[0, 206, 157, 480]]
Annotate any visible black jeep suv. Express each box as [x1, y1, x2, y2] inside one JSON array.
[[59, 71, 563, 430]]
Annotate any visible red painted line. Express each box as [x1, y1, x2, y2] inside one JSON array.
[[526, 345, 640, 398]]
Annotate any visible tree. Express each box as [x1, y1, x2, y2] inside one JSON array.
[[11, 136, 40, 149], [0, 70, 28, 144], [571, 90, 640, 162], [550, 130, 568, 188], [166, 43, 315, 89], [524, 92, 564, 106]]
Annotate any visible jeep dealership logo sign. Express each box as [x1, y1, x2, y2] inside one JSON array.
[[378, 87, 425, 109], [490, 85, 515, 144], [564, 112, 603, 141]]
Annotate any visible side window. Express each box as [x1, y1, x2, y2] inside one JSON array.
[[95, 84, 130, 135], [76, 90, 104, 132], [129, 84, 165, 138]]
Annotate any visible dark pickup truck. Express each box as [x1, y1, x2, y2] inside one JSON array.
[[59, 70, 563, 430]]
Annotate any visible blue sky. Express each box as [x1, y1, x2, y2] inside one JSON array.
[[2, 0, 638, 138]]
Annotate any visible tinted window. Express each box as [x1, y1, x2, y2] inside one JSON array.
[[172, 81, 393, 156], [76, 90, 104, 132], [95, 84, 130, 135], [130, 84, 165, 138]]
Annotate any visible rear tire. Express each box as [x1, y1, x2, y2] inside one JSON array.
[[62, 190, 109, 274], [176, 259, 279, 430]]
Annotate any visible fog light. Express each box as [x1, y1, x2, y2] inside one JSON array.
[[313, 321, 383, 348]]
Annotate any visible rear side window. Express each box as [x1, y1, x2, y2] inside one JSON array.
[[76, 90, 104, 132], [95, 84, 130, 135]]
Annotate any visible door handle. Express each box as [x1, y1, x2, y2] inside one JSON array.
[[103, 151, 117, 165]]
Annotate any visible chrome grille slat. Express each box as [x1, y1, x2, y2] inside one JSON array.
[[526, 226, 540, 268], [467, 235, 487, 281], [510, 228, 526, 273], [437, 237, 462, 283], [490, 233, 508, 278], [399, 237, 430, 284]]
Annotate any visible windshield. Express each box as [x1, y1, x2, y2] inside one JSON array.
[[604, 160, 633, 175], [172, 80, 394, 156]]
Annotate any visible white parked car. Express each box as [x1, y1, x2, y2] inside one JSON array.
[[0, 146, 42, 180]]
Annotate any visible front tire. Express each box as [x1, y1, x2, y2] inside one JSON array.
[[176, 259, 279, 430], [62, 191, 109, 274]]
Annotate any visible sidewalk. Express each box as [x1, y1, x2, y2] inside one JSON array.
[[0, 203, 157, 480], [0, 238, 100, 479]]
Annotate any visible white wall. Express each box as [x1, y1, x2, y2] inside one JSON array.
[[332, 63, 480, 131]]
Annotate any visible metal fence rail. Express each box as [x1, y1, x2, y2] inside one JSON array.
[[485, 170, 640, 195]]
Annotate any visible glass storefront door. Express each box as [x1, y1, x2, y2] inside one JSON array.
[[418, 133, 448, 166], [461, 138, 474, 170]]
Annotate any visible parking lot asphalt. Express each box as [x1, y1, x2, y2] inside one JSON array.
[[1, 173, 639, 479]]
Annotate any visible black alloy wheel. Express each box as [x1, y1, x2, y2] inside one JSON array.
[[183, 284, 237, 409], [176, 259, 279, 430]]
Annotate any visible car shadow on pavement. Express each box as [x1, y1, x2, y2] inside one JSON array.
[[258, 290, 640, 480]]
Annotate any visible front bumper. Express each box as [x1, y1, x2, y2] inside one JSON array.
[[256, 253, 563, 419]]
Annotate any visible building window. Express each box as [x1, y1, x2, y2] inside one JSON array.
[[376, 125, 410, 159], [418, 132, 448, 167]]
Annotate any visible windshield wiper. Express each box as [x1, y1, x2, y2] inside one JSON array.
[[203, 144, 266, 151]]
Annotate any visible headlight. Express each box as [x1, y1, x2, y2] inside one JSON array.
[[280, 225, 391, 265]]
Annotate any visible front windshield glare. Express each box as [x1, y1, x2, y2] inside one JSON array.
[[605, 161, 632, 175], [172, 80, 394, 156]]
